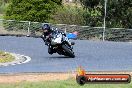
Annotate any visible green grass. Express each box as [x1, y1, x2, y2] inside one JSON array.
[[0, 51, 15, 63], [0, 79, 131, 88]]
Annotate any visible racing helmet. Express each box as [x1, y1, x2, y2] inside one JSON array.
[[42, 24, 51, 31]]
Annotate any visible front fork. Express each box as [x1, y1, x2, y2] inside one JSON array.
[[63, 41, 73, 50]]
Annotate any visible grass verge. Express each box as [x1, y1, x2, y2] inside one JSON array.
[[0, 51, 15, 63], [0, 79, 131, 88]]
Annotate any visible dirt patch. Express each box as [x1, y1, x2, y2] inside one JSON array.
[[0, 73, 76, 83], [0, 72, 132, 83], [0, 28, 28, 35]]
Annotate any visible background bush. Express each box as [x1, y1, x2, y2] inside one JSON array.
[[2, 0, 132, 29], [4, 0, 62, 22], [52, 6, 85, 26]]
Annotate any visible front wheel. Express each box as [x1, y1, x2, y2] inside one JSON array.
[[62, 44, 75, 58]]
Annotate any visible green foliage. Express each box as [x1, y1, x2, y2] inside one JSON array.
[[106, 0, 132, 28], [0, 0, 2, 6], [79, 0, 132, 28], [80, 0, 100, 9], [4, 0, 62, 22], [3, 0, 132, 28], [52, 6, 85, 25], [77, 0, 103, 26], [83, 7, 102, 26], [0, 0, 10, 14], [0, 3, 9, 14]]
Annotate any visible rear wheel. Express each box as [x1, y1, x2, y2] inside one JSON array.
[[62, 44, 75, 58]]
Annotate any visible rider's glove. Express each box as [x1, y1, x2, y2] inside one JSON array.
[[62, 32, 66, 36]]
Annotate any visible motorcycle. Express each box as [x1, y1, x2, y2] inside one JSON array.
[[48, 32, 75, 58]]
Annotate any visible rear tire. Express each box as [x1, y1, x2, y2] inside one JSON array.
[[62, 44, 75, 58]]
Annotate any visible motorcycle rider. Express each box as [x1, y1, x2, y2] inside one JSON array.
[[41, 24, 66, 54]]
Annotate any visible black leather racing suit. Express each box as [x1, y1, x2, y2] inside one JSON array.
[[41, 28, 66, 54]]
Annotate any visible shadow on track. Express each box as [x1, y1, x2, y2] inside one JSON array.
[[46, 56, 75, 59]]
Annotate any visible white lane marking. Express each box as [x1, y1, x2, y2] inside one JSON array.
[[22, 56, 31, 64], [0, 53, 31, 67]]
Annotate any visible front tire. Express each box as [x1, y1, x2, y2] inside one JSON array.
[[62, 44, 75, 58], [48, 46, 53, 55]]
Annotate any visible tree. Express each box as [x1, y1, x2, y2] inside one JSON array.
[[52, 6, 85, 25], [4, 0, 62, 22], [0, 0, 10, 5], [106, 0, 132, 28], [79, 0, 103, 26], [0, 0, 10, 14], [79, 0, 132, 28], [80, 0, 100, 9]]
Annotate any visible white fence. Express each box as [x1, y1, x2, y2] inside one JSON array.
[[0, 19, 132, 42]]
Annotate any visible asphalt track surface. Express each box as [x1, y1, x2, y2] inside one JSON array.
[[0, 36, 132, 73]]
